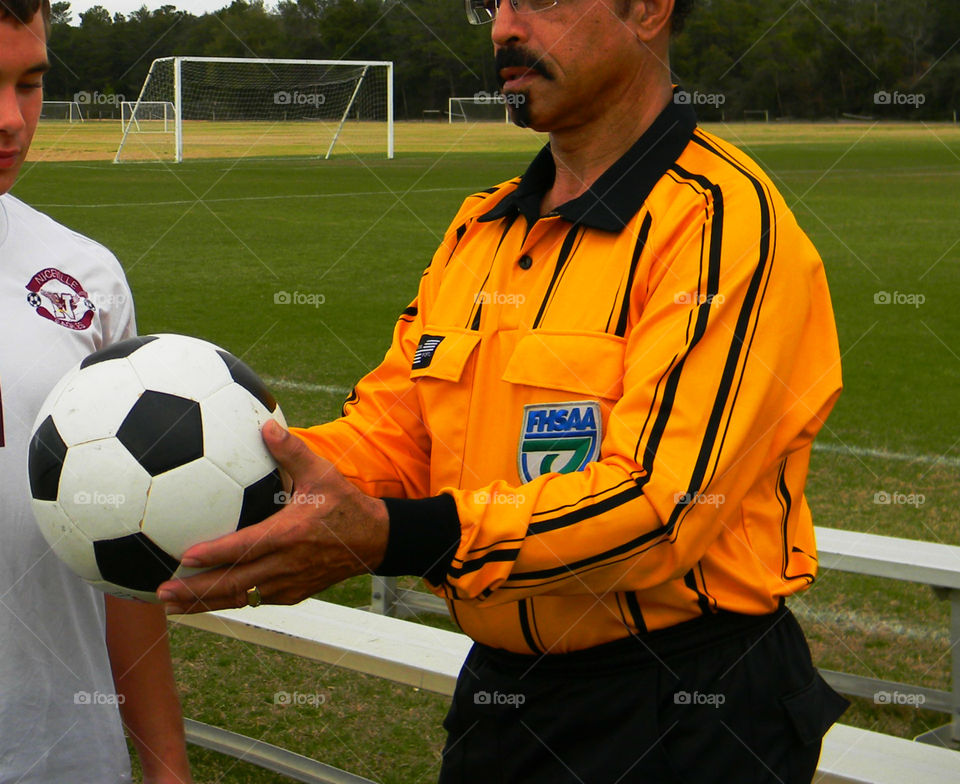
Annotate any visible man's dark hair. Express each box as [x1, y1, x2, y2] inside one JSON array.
[[671, 0, 696, 35], [0, 0, 50, 26]]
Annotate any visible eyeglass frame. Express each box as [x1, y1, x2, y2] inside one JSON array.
[[465, 0, 562, 26]]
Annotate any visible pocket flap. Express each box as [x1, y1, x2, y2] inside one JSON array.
[[502, 332, 625, 398], [409, 329, 481, 383], [780, 674, 850, 746]]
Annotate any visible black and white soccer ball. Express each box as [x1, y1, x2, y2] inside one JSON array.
[[27, 334, 288, 602]]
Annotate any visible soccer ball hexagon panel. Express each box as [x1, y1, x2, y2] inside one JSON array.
[[27, 334, 288, 603]]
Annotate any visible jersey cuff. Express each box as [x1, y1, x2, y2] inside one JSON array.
[[375, 494, 461, 585]]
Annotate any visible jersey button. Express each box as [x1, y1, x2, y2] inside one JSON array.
[[518, 255, 533, 270]]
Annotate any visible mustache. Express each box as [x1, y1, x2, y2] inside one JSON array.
[[495, 47, 554, 83]]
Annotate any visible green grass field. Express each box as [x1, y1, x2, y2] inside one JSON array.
[[13, 119, 960, 781]]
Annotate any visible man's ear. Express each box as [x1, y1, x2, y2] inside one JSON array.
[[624, 0, 675, 44]]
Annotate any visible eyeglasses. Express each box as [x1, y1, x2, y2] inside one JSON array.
[[465, 0, 560, 25]]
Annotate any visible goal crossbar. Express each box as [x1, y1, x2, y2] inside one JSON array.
[[115, 57, 394, 163]]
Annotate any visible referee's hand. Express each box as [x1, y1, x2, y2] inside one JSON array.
[[156, 420, 389, 615]]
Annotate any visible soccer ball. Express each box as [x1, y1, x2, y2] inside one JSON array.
[[27, 334, 288, 602]]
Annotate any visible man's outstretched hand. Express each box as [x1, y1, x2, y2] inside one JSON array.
[[157, 420, 389, 615]]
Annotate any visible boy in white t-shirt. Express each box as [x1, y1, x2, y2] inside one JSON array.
[[0, 1, 192, 781]]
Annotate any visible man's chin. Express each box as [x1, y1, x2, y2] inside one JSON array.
[[508, 101, 534, 130]]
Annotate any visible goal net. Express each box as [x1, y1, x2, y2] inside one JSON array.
[[121, 101, 177, 133], [448, 95, 509, 124], [41, 100, 85, 123], [115, 57, 394, 163]]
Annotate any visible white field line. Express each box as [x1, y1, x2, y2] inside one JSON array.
[[264, 377, 351, 397], [31, 186, 472, 210], [790, 602, 948, 644], [812, 442, 960, 469]]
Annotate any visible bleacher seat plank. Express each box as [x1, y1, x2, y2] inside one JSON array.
[[816, 527, 960, 589], [175, 598, 470, 696], [817, 723, 960, 783]]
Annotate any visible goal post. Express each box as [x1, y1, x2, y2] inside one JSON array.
[[448, 95, 510, 124], [115, 57, 394, 163], [743, 109, 770, 122], [41, 100, 85, 123]]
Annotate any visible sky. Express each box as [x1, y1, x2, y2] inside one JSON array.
[[67, 0, 241, 20]]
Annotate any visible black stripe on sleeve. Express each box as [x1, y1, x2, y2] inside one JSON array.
[[777, 456, 815, 584], [340, 387, 359, 417], [447, 548, 521, 579], [637, 170, 723, 482], [664, 157, 774, 538], [624, 592, 648, 634], [530, 476, 641, 519], [526, 481, 646, 536], [507, 523, 669, 582], [683, 568, 712, 615], [518, 600, 543, 653], [444, 224, 469, 265]]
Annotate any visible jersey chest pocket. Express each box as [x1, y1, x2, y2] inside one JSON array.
[[503, 332, 626, 483], [409, 329, 480, 383], [502, 331, 626, 400], [408, 329, 481, 487]]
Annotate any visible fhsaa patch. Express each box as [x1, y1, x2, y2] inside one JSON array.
[[518, 401, 601, 482]]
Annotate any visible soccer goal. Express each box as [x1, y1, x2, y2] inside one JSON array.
[[115, 57, 394, 163], [743, 109, 770, 122], [448, 95, 510, 124], [41, 100, 85, 123]]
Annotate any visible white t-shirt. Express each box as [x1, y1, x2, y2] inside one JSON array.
[[0, 194, 134, 783]]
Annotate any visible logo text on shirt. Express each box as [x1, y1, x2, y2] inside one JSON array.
[[518, 401, 601, 482]]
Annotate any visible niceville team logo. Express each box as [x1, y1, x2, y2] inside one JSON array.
[[518, 401, 602, 482], [26, 268, 95, 331]]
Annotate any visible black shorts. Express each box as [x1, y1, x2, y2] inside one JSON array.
[[438, 605, 848, 784]]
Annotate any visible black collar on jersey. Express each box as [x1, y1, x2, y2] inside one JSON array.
[[479, 95, 697, 232]]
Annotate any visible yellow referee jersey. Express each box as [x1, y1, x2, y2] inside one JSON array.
[[294, 99, 842, 654]]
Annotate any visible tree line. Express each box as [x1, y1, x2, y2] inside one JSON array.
[[43, 0, 960, 120]]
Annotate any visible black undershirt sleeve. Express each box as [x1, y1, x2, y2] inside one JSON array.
[[375, 494, 461, 586]]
